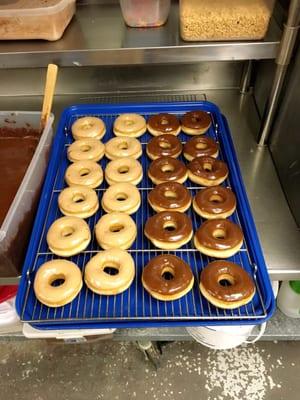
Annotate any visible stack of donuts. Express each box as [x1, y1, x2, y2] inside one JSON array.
[[33, 109, 255, 313]]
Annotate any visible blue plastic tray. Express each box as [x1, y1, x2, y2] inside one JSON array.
[[16, 101, 275, 329]]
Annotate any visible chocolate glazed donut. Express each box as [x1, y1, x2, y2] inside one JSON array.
[[199, 260, 255, 309], [144, 211, 193, 250], [181, 110, 211, 135], [188, 156, 228, 186], [148, 182, 192, 213], [147, 113, 181, 136], [142, 254, 194, 301], [194, 219, 244, 258], [148, 156, 188, 185], [193, 186, 236, 219], [183, 136, 219, 161], [146, 134, 182, 160]]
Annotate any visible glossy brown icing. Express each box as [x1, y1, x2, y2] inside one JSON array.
[[195, 219, 243, 251], [147, 113, 180, 134], [142, 254, 194, 296], [148, 182, 191, 211], [148, 157, 187, 183], [181, 110, 211, 131], [194, 186, 236, 216], [144, 211, 193, 243], [184, 136, 219, 159], [188, 156, 228, 182], [147, 134, 182, 158], [200, 260, 255, 303]]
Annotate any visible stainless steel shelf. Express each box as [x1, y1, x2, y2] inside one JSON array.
[[0, 3, 282, 68]]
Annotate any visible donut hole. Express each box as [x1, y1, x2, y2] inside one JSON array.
[[161, 267, 174, 281], [212, 228, 226, 240], [125, 120, 134, 127], [80, 144, 91, 153], [118, 166, 129, 174], [164, 190, 178, 199], [218, 274, 235, 287], [203, 162, 212, 172], [163, 221, 177, 232], [103, 264, 119, 276], [116, 193, 128, 202], [82, 122, 93, 130], [159, 141, 171, 149], [110, 224, 124, 233], [72, 194, 85, 203], [50, 275, 65, 287], [196, 142, 208, 150], [161, 164, 175, 173], [118, 142, 129, 150], [161, 118, 169, 126], [61, 226, 75, 237], [79, 168, 90, 177], [209, 194, 223, 204]]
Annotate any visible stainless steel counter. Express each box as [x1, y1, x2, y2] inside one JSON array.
[[0, 3, 281, 68]]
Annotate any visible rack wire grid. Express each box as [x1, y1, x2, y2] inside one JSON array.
[[17, 102, 274, 328]]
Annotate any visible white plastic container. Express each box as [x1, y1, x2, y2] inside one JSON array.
[[120, 0, 171, 27], [0, 0, 76, 41], [277, 281, 300, 318], [0, 112, 54, 278], [180, 0, 275, 41]]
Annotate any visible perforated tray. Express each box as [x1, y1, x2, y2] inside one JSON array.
[[16, 101, 275, 329]]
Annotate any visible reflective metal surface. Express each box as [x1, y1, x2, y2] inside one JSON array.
[[0, 3, 281, 68]]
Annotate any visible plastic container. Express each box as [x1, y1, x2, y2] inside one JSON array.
[[0, 0, 76, 41], [0, 112, 54, 278], [179, 0, 275, 41], [120, 0, 171, 27], [277, 281, 300, 318]]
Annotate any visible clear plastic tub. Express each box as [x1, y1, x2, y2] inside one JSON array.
[[0, 0, 76, 41], [120, 0, 171, 27], [180, 0, 275, 41], [0, 112, 54, 278]]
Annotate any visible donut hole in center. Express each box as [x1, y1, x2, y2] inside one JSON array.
[[110, 224, 124, 233], [72, 193, 85, 203], [50, 274, 65, 287], [159, 141, 171, 149], [164, 190, 178, 199], [82, 122, 93, 130], [79, 168, 90, 177], [192, 117, 201, 123], [163, 221, 177, 232], [212, 228, 226, 240], [61, 226, 75, 237], [161, 267, 174, 281], [161, 164, 175, 173], [203, 162, 213, 172], [209, 194, 223, 204], [118, 166, 129, 174], [218, 274, 235, 287], [161, 118, 169, 126], [125, 120, 134, 127], [196, 142, 208, 150], [103, 263, 119, 276], [118, 142, 129, 150], [80, 144, 91, 153], [116, 193, 128, 202]]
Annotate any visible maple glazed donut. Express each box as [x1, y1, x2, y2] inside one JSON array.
[[147, 113, 181, 136], [148, 182, 192, 213], [113, 113, 146, 137], [183, 136, 219, 161], [181, 110, 211, 135], [148, 156, 188, 185], [146, 134, 182, 160], [67, 139, 105, 162], [58, 186, 99, 219], [193, 186, 236, 219], [65, 160, 103, 189], [142, 255, 194, 301], [85, 249, 135, 295], [105, 157, 143, 186], [194, 219, 243, 258], [34, 260, 83, 308], [200, 260, 256, 309], [101, 183, 141, 214], [105, 136, 142, 160], [47, 216, 91, 257], [95, 212, 137, 250], [71, 116, 106, 140], [144, 211, 193, 250], [188, 156, 228, 186]]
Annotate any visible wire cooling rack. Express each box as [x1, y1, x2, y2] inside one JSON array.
[[16, 101, 275, 328]]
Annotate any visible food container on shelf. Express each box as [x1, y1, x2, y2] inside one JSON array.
[[277, 281, 300, 318], [120, 0, 171, 27], [179, 0, 275, 41], [0, 112, 54, 278], [0, 0, 76, 41]]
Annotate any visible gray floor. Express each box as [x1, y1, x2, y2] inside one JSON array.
[[0, 340, 299, 400]]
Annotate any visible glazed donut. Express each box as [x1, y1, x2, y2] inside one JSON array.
[[85, 249, 135, 295], [200, 260, 256, 309], [146, 134, 182, 160], [181, 110, 211, 135], [34, 260, 83, 308], [194, 219, 243, 258], [101, 183, 141, 214], [71, 116, 106, 140], [188, 156, 228, 186], [147, 113, 181, 136], [183, 136, 219, 161], [148, 156, 188, 185], [144, 211, 193, 250], [105, 157, 143, 186], [58, 186, 99, 219], [148, 182, 192, 213], [105, 136, 142, 160], [65, 160, 103, 189], [67, 139, 105, 163], [193, 186, 236, 219], [47, 216, 91, 257], [113, 113, 146, 137], [142, 255, 194, 301], [95, 212, 137, 250]]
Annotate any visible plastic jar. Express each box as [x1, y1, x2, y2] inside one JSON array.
[[277, 281, 300, 318], [120, 0, 171, 27]]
